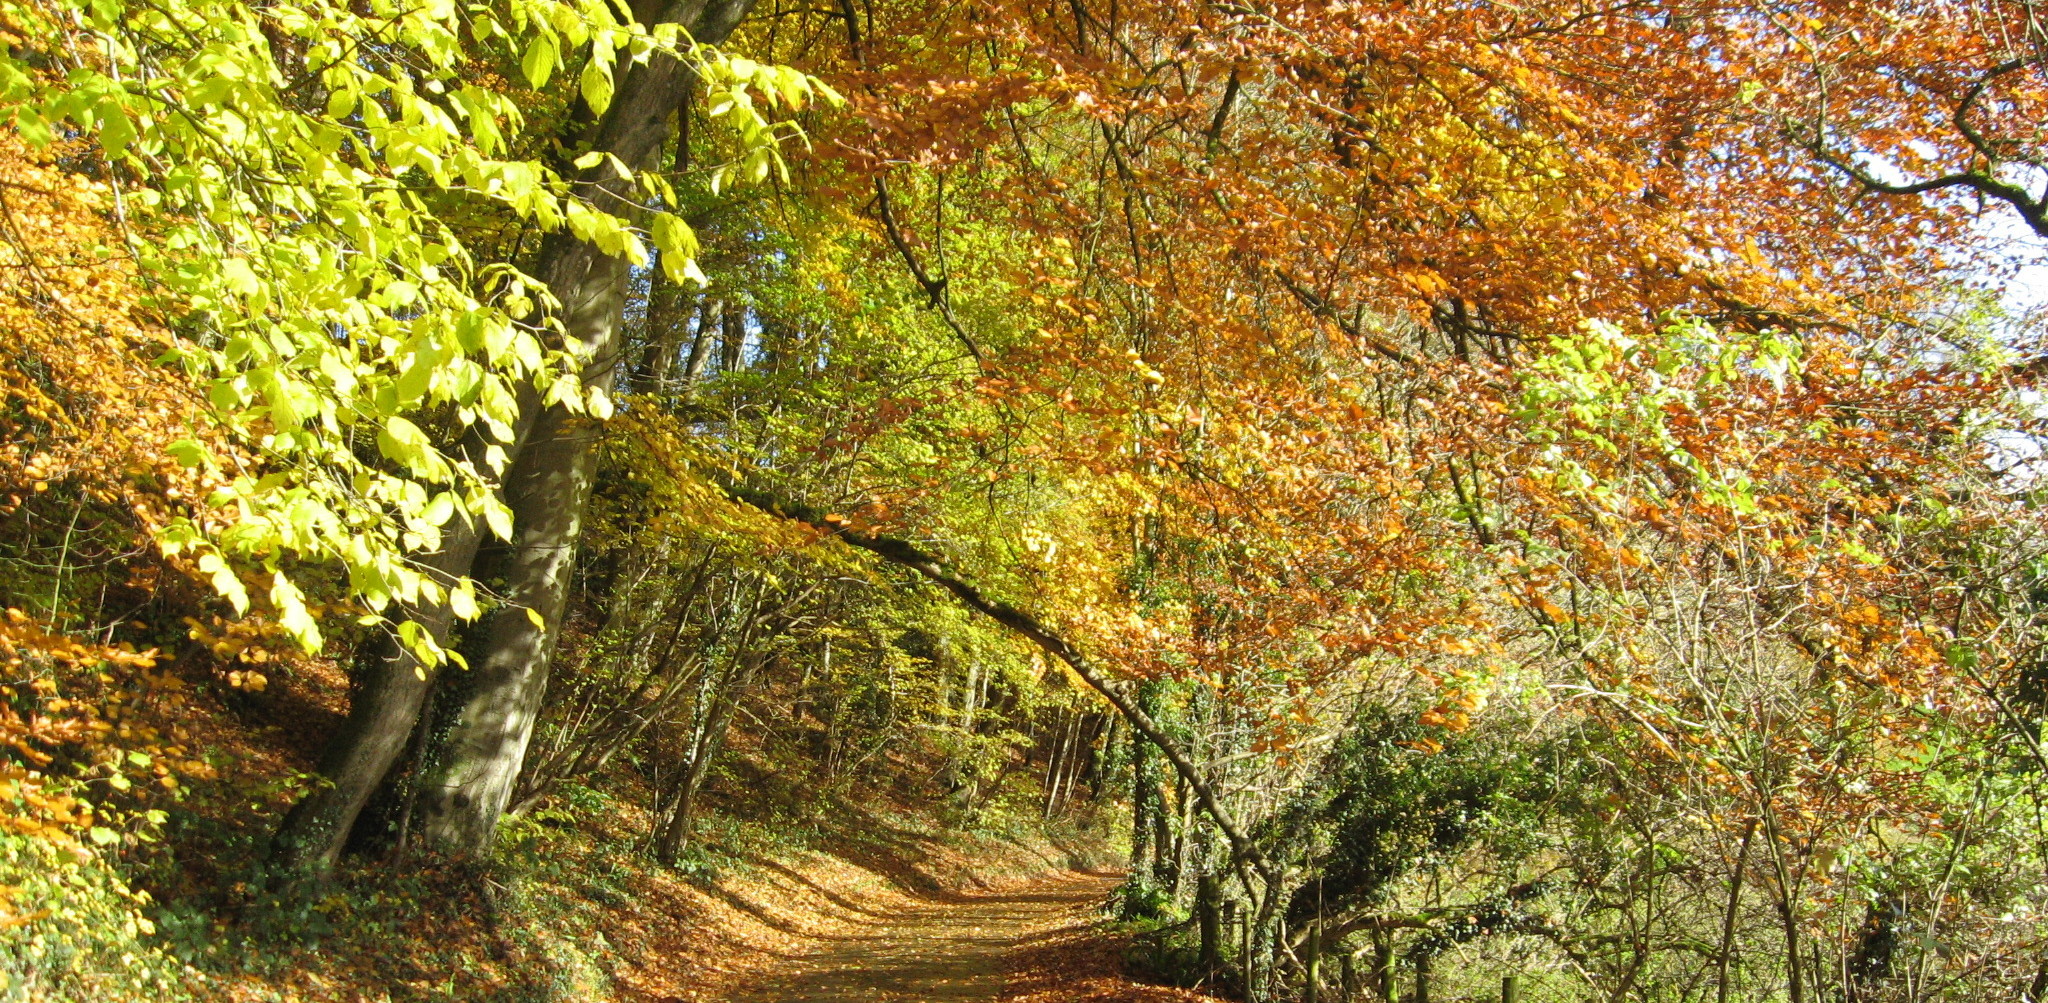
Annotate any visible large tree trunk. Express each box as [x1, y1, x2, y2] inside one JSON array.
[[269, 413, 531, 873], [411, 382, 606, 851], [409, 0, 757, 855], [270, 0, 753, 872], [269, 556, 471, 873]]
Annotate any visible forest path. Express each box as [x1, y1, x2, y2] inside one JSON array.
[[722, 869, 1121, 1002]]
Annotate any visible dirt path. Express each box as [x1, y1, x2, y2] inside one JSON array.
[[723, 870, 1121, 1002]]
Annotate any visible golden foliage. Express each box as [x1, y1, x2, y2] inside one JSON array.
[[0, 134, 220, 533], [0, 136, 222, 883]]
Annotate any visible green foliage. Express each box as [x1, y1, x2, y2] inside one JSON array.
[[1113, 874, 1176, 922], [0, 832, 191, 1002], [0, 0, 833, 660], [1516, 316, 1803, 516], [1275, 705, 1557, 923]]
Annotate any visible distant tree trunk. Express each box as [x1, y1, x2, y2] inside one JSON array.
[[1199, 872, 1221, 973], [1240, 905, 1257, 1002], [1042, 709, 1070, 818], [653, 653, 756, 864], [1305, 916, 1322, 1003], [652, 733, 716, 863], [1089, 714, 1111, 797], [1373, 933, 1394, 1002], [1170, 770, 1193, 899], [1129, 706, 1155, 884], [959, 656, 980, 731], [679, 299, 716, 388], [634, 264, 691, 394], [1767, 826, 1806, 1003], [1063, 714, 1094, 812], [1152, 781, 1173, 886], [410, 0, 757, 856], [718, 300, 745, 373], [651, 725, 710, 863], [1718, 821, 1755, 1003], [630, 71, 700, 397], [1252, 908, 1278, 1003]]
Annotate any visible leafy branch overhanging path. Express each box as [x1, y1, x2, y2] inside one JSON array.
[[722, 483, 1274, 888]]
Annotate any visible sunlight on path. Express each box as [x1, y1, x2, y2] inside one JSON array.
[[723, 870, 1120, 1002]]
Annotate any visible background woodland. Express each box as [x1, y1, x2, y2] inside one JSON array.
[[3, 0, 2048, 1001]]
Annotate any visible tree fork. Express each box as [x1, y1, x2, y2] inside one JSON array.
[[409, 0, 758, 856], [269, 413, 531, 874]]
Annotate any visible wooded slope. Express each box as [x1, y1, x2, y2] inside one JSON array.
[[3, 1, 2048, 1001]]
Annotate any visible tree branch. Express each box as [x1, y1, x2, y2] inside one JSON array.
[[1273, 268, 1418, 366], [873, 174, 986, 365], [716, 477, 1276, 884]]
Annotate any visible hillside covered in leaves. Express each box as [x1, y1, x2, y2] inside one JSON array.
[[4, 0, 2048, 1001]]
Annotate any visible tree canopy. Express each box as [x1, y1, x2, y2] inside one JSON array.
[[3, 0, 2048, 1001]]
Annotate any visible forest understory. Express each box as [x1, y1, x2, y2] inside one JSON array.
[[7, 0, 2048, 1001], [19, 613, 1156, 1003]]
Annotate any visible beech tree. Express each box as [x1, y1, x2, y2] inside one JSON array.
[[4, 0, 2048, 1000]]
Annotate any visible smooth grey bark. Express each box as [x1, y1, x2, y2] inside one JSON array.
[[718, 300, 745, 373], [680, 299, 715, 387], [270, 401, 538, 873], [414, 403, 603, 851], [268, 536, 481, 873], [411, 0, 757, 855]]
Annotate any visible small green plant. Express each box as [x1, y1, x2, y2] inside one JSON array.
[[1114, 875, 1175, 922], [0, 833, 192, 1002]]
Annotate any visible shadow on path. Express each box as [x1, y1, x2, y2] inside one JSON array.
[[721, 870, 1119, 1003]]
